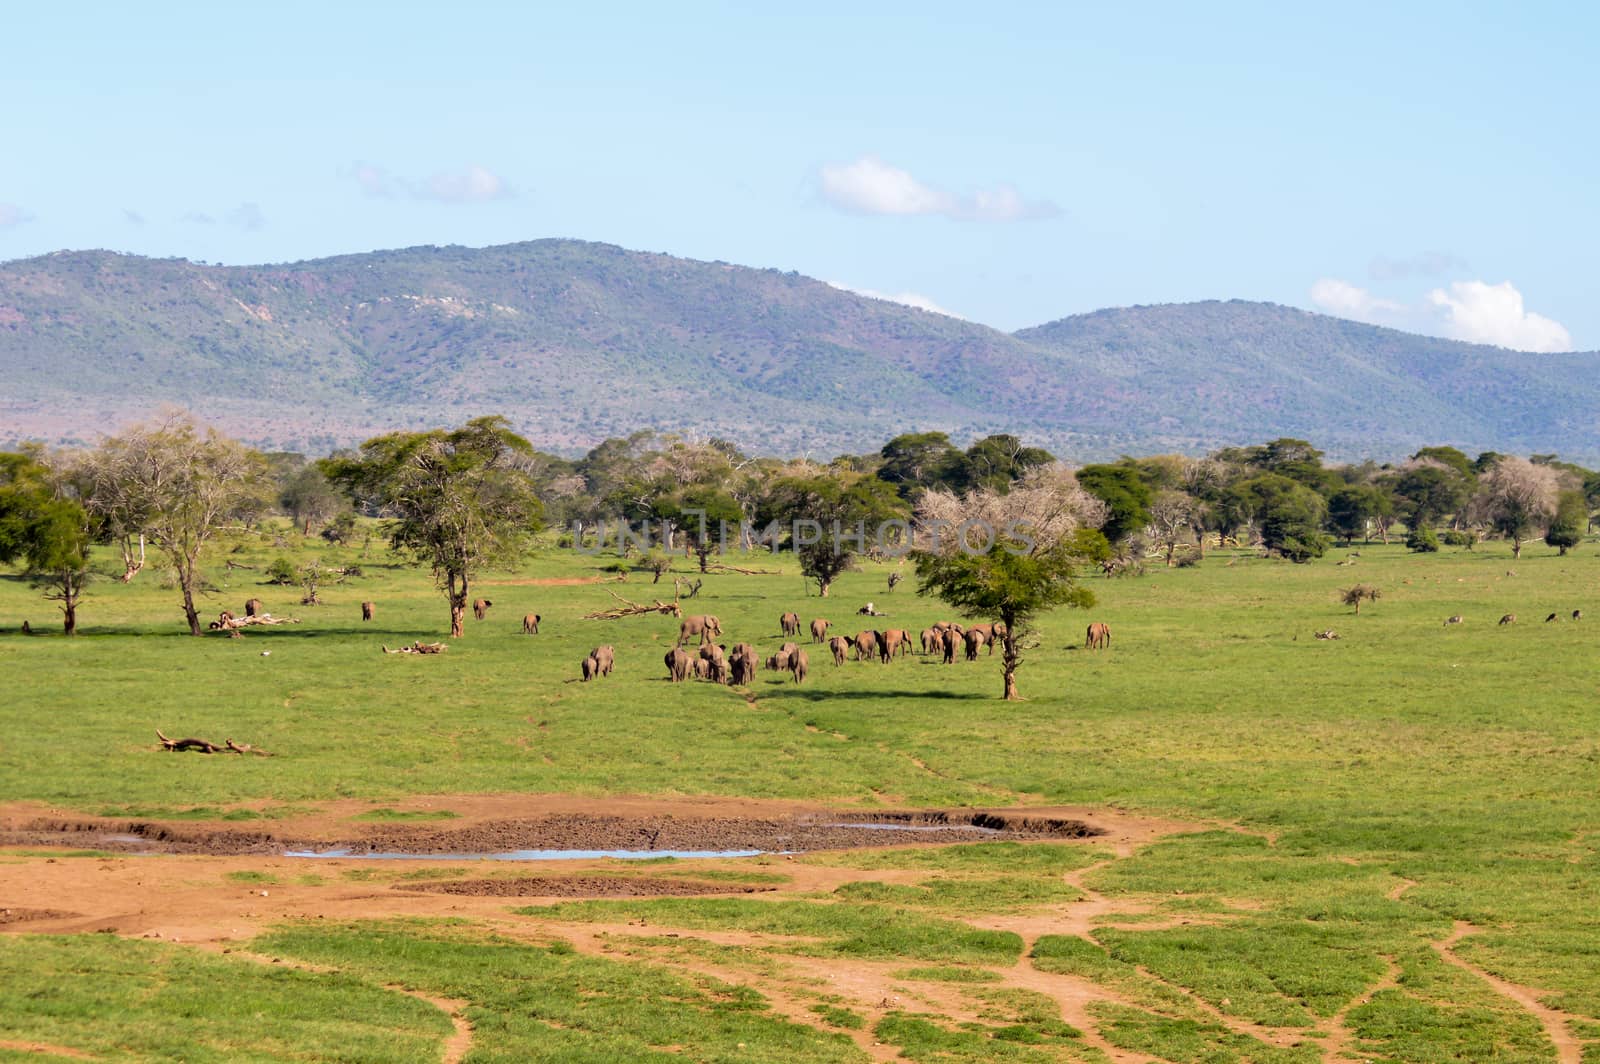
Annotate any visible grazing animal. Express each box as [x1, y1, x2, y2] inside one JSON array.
[[964, 627, 988, 661], [361, 601, 376, 622], [581, 655, 599, 681], [1086, 622, 1112, 650], [887, 572, 903, 593], [1314, 629, 1340, 640], [780, 612, 801, 637], [664, 647, 693, 682], [941, 627, 958, 664], [244, 598, 264, 618], [1499, 614, 1516, 625], [20, 620, 32, 635], [920, 627, 940, 655], [876, 629, 911, 662], [1574, 609, 1584, 621], [472, 598, 492, 620], [591, 645, 615, 676], [852, 630, 877, 661], [992, 621, 1007, 642], [677, 614, 723, 646], [828, 635, 850, 666], [966, 623, 997, 655], [1444, 615, 1464, 626], [693, 658, 714, 680], [789, 648, 809, 684], [522, 613, 541, 634], [764, 652, 787, 672], [809, 618, 831, 643], [1546, 612, 1559, 623]]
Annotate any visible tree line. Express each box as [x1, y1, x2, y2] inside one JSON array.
[[2, 416, 1593, 641]]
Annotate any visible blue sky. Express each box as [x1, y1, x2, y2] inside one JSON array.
[[2, 2, 1594, 349]]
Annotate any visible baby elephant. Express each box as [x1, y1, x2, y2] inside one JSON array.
[[581, 655, 599, 682], [522, 613, 542, 634], [473, 598, 493, 620]]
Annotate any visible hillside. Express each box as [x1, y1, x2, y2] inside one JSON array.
[[2, 240, 1597, 460]]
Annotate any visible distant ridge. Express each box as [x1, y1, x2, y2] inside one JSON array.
[[2, 240, 1596, 460]]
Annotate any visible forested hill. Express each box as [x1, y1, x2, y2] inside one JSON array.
[[1, 239, 1596, 460]]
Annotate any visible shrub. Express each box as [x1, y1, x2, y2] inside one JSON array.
[[1406, 526, 1440, 553], [1441, 530, 1476, 550], [265, 557, 298, 585]]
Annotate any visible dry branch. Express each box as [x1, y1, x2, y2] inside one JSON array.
[[705, 563, 781, 576], [209, 613, 300, 632], [583, 591, 684, 620], [156, 729, 273, 756], [382, 641, 448, 655]]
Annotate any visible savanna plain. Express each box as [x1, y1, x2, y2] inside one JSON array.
[[1, 533, 1596, 1063]]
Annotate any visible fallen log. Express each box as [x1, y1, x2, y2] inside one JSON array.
[[210, 613, 301, 632], [583, 591, 683, 620], [706, 563, 781, 576], [156, 729, 273, 756]]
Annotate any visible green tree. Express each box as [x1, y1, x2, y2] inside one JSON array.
[[1476, 456, 1558, 560], [1391, 463, 1472, 529], [1235, 474, 1329, 562], [1075, 465, 1153, 544], [1406, 525, 1440, 552], [1326, 485, 1389, 545], [0, 453, 94, 635], [914, 529, 1102, 701], [1545, 489, 1586, 555], [656, 486, 744, 573], [956, 435, 1054, 493], [322, 416, 544, 637], [877, 432, 962, 499], [279, 464, 347, 535], [765, 473, 905, 597]]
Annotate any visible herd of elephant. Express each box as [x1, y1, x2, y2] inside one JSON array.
[[584, 612, 1024, 688]]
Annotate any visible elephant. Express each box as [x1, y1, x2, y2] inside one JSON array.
[[964, 627, 989, 661], [852, 631, 877, 661], [789, 648, 809, 684], [243, 598, 264, 618], [664, 647, 693, 682], [728, 643, 756, 685], [941, 627, 959, 664], [966, 623, 997, 654], [472, 598, 492, 620], [677, 614, 723, 646], [1086, 622, 1111, 650], [591, 645, 615, 676], [920, 627, 941, 655], [218, 610, 235, 625], [810, 618, 831, 643], [693, 658, 714, 680], [876, 629, 911, 662], [522, 613, 542, 634], [780, 612, 801, 637], [361, 601, 375, 622], [828, 635, 851, 666], [581, 655, 599, 682]]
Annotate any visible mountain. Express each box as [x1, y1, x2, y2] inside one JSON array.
[[1, 239, 1596, 461]]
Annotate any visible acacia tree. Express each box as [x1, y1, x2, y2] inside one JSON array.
[[913, 477, 1106, 700], [90, 416, 267, 635], [0, 452, 94, 635], [764, 473, 905, 596], [322, 417, 543, 637], [1475, 457, 1558, 559], [656, 486, 744, 573], [1544, 489, 1586, 555]]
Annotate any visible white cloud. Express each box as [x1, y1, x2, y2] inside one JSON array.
[[1308, 278, 1406, 323], [0, 203, 32, 228], [346, 161, 513, 204], [827, 280, 965, 319], [1310, 276, 1573, 353], [1426, 280, 1572, 353], [818, 155, 1058, 222]]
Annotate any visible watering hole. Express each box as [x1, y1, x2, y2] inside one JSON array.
[[4, 809, 1102, 860]]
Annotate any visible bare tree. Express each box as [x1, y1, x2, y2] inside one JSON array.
[[1474, 457, 1559, 559], [1146, 490, 1196, 565], [1339, 584, 1382, 614], [89, 414, 267, 635]]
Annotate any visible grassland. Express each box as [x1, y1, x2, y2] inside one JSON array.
[[1, 528, 1596, 1061]]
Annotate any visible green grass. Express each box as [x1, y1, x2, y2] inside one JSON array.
[[6, 529, 1600, 1059], [0, 934, 450, 1062], [350, 807, 461, 821]]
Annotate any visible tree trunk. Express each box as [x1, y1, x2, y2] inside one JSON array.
[[818, 579, 830, 597], [449, 571, 467, 638], [181, 588, 201, 636], [1513, 538, 1523, 559], [1001, 618, 1021, 700]]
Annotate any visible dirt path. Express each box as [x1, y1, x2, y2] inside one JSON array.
[[1434, 921, 1582, 1064], [0, 1041, 97, 1059], [1318, 955, 1400, 1063]]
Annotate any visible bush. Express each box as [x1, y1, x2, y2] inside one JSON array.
[[265, 557, 298, 584], [1173, 551, 1202, 569], [1441, 530, 1476, 550], [1406, 526, 1440, 553]]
